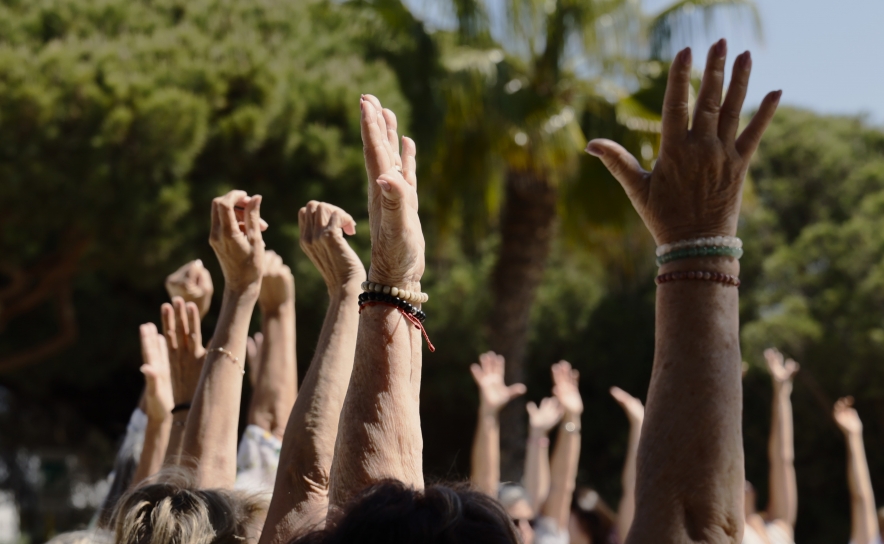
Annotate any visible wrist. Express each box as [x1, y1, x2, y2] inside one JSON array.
[[224, 283, 261, 300], [478, 404, 501, 419], [659, 255, 740, 276], [331, 280, 364, 299], [367, 270, 421, 293], [529, 426, 551, 439]]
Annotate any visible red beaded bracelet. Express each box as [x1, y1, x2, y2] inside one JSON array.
[[655, 270, 741, 287]]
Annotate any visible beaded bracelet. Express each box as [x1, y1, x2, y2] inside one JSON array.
[[358, 292, 426, 322], [656, 245, 744, 266], [361, 281, 428, 304], [208, 347, 245, 375], [655, 270, 741, 287], [655, 236, 742, 257]]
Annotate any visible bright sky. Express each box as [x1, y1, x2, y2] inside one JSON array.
[[643, 0, 884, 125], [405, 0, 884, 125]]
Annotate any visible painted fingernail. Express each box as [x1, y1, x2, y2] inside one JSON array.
[[377, 178, 392, 191]]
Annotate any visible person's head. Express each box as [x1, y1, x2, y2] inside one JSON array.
[[292, 480, 520, 544], [111, 467, 265, 544], [45, 529, 113, 544], [497, 484, 534, 544], [569, 488, 616, 544]]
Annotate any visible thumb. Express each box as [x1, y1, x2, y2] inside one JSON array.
[[508, 383, 527, 398], [526, 401, 538, 416], [585, 139, 647, 200]]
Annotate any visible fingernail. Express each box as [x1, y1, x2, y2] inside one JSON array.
[[679, 47, 691, 64], [585, 142, 605, 157], [714, 38, 726, 57], [377, 178, 391, 191]]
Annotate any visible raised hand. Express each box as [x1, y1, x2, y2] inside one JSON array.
[[470, 351, 527, 413], [258, 250, 295, 314], [360, 95, 425, 290], [834, 397, 863, 436], [586, 39, 781, 245], [527, 396, 564, 434], [246, 332, 264, 389], [299, 201, 366, 292], [209, 190, 265, 294], [764, 348, 799, 385], [139, 323, 174, 420], [551, 361, 583, 416], [610, 386, 645, 423], [161, 297, 206, 405], [165, 259, 214, 318]]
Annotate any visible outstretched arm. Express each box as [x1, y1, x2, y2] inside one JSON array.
[[586, 40, 780, 544], [181, 190, 266, 488], [327, 95, 426, 506], [160, 297, 205, 467], [469, 351, 527, 496], [260, 202, 365, 544], [541, 361, 583, 530], [132, 324, 173, 487], [524, 396, 562, 511], [610, 386, 645, 542], [764, 348, 798, 534], [835, 397, 879, 544], [248, 250, 297, 439]]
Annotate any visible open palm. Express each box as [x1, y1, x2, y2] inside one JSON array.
[[470, 351, 526, 413]]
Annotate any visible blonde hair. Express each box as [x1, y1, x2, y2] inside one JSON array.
[[111, 466, 266, 544]]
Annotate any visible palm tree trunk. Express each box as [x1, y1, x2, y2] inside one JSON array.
[[488, 168, 558, 481]]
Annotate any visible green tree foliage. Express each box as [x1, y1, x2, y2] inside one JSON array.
[[739, 107, 884, 543]]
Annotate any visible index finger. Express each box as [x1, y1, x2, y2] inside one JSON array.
[[361, 99, 395, 181], [661, 48, 693, 144]]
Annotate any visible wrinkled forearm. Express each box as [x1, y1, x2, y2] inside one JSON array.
[[249, 300, 297, 437], [182, 286, 257, 488], [767, 382, 797, 528], [133, 416, 171, 487], [471, 410, 501, 497], [261, 288, 360, 544], [617, 417, 643, 541], [846, 432, 879, 544], [627, 259, 743, 544], [327, 303, 423, 507]]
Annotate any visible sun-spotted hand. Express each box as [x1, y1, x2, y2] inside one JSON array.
[[586, 39, 781, 246], [360, 95, 425, 292]]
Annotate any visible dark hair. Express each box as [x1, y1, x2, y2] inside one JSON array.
[[290, 480, 521, 544], [571, 487, 618, 544]]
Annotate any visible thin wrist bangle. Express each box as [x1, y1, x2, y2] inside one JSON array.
[[208, 347, 245, 375], [655, 270, 741, 287], [563, 422, 581, 433], [656, 236, 742, 257], [171, 403, 191, 414]]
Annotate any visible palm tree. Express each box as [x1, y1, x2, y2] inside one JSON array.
[[363, 0, 761, 478]]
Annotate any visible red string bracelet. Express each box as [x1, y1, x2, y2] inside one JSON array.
[[359, 301, 436, 352]]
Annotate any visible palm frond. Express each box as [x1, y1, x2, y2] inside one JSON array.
[[649, 0, 762, 59]]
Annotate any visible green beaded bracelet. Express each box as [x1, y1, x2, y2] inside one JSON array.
[[656, 245, 744, 266]]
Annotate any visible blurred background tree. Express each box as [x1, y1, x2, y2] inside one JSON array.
[[1, 0, 884, 543], [364, 0, 761, 478]]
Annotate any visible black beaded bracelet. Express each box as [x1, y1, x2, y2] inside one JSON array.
[[358, 292, 426, 322]]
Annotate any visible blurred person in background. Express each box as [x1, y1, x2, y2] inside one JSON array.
[[833, 397, 882, 544]]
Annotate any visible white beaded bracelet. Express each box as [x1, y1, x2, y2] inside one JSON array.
[[361, 281, 428, 304], [655, 236, 742, 257]]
